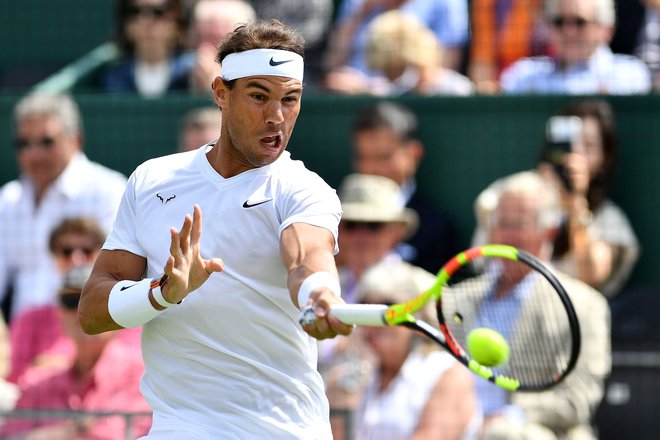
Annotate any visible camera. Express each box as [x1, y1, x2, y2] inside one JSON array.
[[540, 116, 583, 191]]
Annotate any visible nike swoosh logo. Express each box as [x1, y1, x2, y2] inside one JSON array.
[[243, 199, 273, 208], [269, 57, 293, 66], [120, 283, 138, 291]]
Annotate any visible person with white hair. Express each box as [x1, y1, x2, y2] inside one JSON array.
[[500, 0, 651, 94], [470, 171, 611, 440], [0, 93, 126, 320]]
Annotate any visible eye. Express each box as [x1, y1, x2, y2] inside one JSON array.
[[251, 93, 267, 101], [283, 96, 299, 104]]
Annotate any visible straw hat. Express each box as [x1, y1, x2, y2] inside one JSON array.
[[338, 174, 419, 237]]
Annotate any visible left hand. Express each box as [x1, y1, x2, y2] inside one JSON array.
[[161, 204, 224, 304], [299, 288, 353, 340]]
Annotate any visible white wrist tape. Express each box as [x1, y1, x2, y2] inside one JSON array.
[[297, 271, 340, 309], [108, 279, 161, 328], [150, 274, 175, 308]]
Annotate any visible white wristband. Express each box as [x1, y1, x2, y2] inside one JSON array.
[[108, 279, 162, 328], [150, 274, 176, 308], [297, 271, 340, 309]]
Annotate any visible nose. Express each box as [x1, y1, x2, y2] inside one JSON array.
[[264, 101, 284, 125], [69, 249, 89, 265]]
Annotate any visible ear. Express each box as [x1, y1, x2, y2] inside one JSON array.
[[212, 77, 228, 110], [602, 25, 614, 44], [406, 139, 425, 166]]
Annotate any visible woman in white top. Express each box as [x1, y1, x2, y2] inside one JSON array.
[[474, 99, 639, 298], [353, 260, 480, 440]]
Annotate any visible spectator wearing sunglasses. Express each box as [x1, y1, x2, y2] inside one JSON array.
[[0, 94, 126, 321], [0, 264, 150, 439], [7, 217, 120, 384], [500, 0, 651, 94], [99, 0, 195, 97]]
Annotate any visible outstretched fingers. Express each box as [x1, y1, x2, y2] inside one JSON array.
[[190, 204, 203, 248], [179, 213, 194, 254]]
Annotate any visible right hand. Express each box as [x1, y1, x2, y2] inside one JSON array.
[[162, 204, 224, 303], [299, 288, 353, 340]]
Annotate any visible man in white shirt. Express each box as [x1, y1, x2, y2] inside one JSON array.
[[0, 93, 126, 319], [500, 0, 651, 94], [79, 19, 352, 439]]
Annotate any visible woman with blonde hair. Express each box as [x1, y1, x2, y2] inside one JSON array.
[[324, 10, 474, 96]]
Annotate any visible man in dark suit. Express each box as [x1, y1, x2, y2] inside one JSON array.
[[350, 101, 459, 273]]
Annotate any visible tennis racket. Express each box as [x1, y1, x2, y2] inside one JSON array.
[[299, 244, 581, 391]]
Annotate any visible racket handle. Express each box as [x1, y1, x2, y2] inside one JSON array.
[[330, 304, 388, 326]]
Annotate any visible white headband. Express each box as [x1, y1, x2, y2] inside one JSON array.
[[221, 49, 304, 83]]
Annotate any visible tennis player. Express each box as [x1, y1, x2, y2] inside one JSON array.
[[79, 19, 352, 439]]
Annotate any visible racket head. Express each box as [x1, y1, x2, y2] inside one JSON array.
[[432, 244, 581, 391]]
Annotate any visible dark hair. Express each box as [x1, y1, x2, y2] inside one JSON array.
[[49, 217, 107, 254], [351, 101, 419, 143], [548, 99, 618, 260], [116, 0, 187, 54], [215, 19, 305, 89], [550, 98, 618, 210]]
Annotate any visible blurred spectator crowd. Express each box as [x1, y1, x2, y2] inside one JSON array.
[[1, 0, 659, 96], [0, 0, 655, 439]]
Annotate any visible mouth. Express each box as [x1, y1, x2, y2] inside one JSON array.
[[260, 134, 282, 151]]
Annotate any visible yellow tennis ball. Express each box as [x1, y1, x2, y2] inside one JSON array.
[[467, 328, 509, 367]]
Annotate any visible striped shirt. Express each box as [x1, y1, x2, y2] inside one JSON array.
[[500, 45, 651, 94]]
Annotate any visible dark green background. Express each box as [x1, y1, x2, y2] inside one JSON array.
[[1, 94, 658, 292]]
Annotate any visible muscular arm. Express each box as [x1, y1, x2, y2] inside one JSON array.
[[79, 205, 223, 335], [78, 249, 147, 334], [280, 223, 352, 339]]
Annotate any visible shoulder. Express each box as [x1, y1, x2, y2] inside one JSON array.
[[100, 57, 136, 90], [557, 272, 609, 314], [83, 160, 127, 185], [272, 154, 338, 196], [0, 179, 24, 208], [611, 52, 651, 70], [500, 56, 554, 90], [130, 150, 198, 187], [592, 200, 639, 245], [609, 53, 652, 84]]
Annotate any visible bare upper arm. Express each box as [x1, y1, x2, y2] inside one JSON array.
[[280, 223, 336, 272], [413, 361, 477, 440]]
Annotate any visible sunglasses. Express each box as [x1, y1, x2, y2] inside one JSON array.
[[359, 299, 395, 306], [54, 246, 96, 258], [58, 292, 81, 310], [128, 5, 168, 19], [551, 16, 591, 29], [14, 137, 56, 151], [342, 221, 387, 232]]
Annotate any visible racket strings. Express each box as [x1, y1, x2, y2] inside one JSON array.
[[440, 256, 575, 389]]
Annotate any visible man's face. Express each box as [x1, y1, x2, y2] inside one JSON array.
[[125, 0, 178, 53], [15, 115, 80, 191], [214, 75, 302, 176], [51, 232, 101, 275], [489, 193, 548, 258], [548, 0, 610, 66], [338, 220, 405, 276], [353, 127, 418, 186]]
